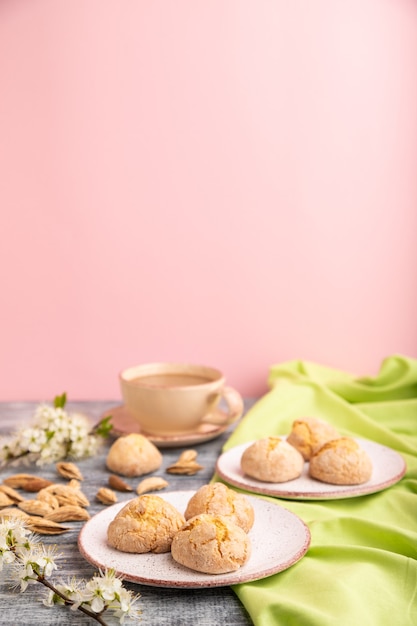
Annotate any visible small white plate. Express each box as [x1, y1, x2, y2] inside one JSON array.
[[216, 438, 406, 500], [103, 406, 233, 448], [78, 490, 310, 588]]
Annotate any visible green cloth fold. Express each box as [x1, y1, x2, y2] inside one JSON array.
[[220, 355, 417, 626]]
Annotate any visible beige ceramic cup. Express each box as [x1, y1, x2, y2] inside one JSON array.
[[119, 363, 243, 436]]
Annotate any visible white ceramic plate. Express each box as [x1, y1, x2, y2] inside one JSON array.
[[78, 490, 310, 588], [216, 438, 406, 500], [103, 405, 233, 448]]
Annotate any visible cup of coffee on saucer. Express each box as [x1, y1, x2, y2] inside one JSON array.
[[114, 363, 243, 445]]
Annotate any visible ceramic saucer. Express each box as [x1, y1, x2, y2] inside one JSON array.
[[216, 437, 406, 500], [101, 405, 234, 448], [78, 490, 311, 588]]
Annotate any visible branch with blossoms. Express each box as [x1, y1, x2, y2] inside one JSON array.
[[0, 517, 141, 624], [0, 393, 113, 467]]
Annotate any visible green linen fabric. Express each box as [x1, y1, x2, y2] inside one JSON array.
[[220, 355, 417, 626]]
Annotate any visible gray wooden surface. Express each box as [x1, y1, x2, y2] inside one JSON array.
[[0, 401, 256, 626]]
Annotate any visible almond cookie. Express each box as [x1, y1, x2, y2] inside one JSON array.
[[309, 437, 373, 485], [287, 416, 340, 461], [184, 483, 254, 533], [171, 514, 251, 574], [241, 436, 304, 483], [106, 433, 162, 477], [107, 494, 185, 553]]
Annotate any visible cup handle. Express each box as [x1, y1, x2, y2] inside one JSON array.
[[202, 386, 244, 426]]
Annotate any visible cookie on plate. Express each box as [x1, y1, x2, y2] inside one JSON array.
[[107, 494, 185, 553], [171, 513, 251, 574], [309, 437, 373, 485], [240, 436, 304, 483], [184, 483, 254, 533], [287, 416, 340, 461]]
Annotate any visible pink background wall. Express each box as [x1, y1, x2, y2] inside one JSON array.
[[1, 0, 416, 402]]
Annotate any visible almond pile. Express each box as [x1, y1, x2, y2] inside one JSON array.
[[0, 468, 91, 534]]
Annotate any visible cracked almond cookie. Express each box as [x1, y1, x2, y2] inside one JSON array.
[[184, 483, 254, 533], [171, 514, 251, 574], [309, 437, 373, 485], [241, 436, 304, 483], [287, 416, 340, 461], [107, 494, 185, 553]]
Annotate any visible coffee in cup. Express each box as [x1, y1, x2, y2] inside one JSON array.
[[119, 363, 243, 436]]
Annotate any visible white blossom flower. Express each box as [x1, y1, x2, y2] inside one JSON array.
[[112, 586, 142, 623], [0, 396, 108, 466], [42, 589, 63, 608], [43, 576, 85, 609], [0, 518, 37, 576], [83, 575, 107, 613], [13, 544, 59, 591], [0, 546, 16, 570], [17, 427, 48, 453], [81, 569, 141, 621], [0, 517, 33, 556]]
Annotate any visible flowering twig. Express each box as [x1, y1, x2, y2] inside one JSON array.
[[0, 393, 113, 467], [0, 517, 141, 624], [39, 576, 109, 625]]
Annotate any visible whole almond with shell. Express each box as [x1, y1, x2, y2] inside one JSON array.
[[136, 477, 169, 495], [56, 462, 84, 481], [108, 475, 133, 492], [96, 487, 118, 505], [43, 484, 90, 508], [0, 492, 15, 507], [26, 517, 69, 535], [0, 507, 30, 520], [18, 499, 54, 517], [3, 474, 53, 492], [36, 489, 60, 510], [0, 484, 25, 503], [45, 505, 91, 522]]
